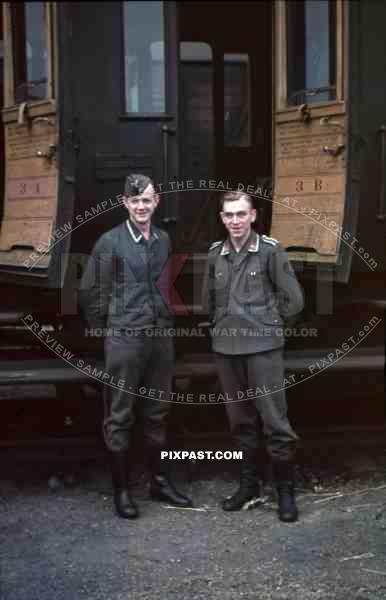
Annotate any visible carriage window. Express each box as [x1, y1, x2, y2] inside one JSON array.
[[224, 53, 251, 147], [11, 2, 49, 103], [123, 1, 165, 113], [287, 0, 336, 106]]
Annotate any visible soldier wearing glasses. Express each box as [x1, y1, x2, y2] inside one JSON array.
[[206, 191, 304, 522], [80, 174, 192, 519]]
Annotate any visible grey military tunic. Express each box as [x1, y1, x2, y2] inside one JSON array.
[[80, 218, 174, 452], [80, 219, 173, 333], [207, 231, 304, 355], [206, 230, 302, 459]]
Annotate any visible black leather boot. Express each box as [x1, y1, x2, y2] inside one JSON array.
[[111, 450, 139, 519], [222, 450, 261, 511], [273, 460, 298, 523], [148, 447, 193, 507]]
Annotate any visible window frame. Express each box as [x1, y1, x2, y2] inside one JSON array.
[[275, 0, 344, 116], [3, 1, 55, 108], [121, 0, 169, 118]]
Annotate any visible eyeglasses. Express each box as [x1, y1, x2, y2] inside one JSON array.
[[126, 196, 154, 206], [221, 210, 250, 221]]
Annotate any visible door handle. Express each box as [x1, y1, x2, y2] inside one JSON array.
[[322, 144, 345, 157], [161, 124, 177, 224], [36, 143, 57, 162], [377, 125, 386, 221]]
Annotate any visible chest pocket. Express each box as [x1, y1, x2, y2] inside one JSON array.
[[242, 264, 282, 322], [239, 263, 265, 302]]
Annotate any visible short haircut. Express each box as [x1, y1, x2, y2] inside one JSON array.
[[220, 191, 254, 211], [124, 174, 155, 197]]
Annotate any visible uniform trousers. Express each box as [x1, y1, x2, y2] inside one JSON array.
[[103, 331, 174, 452], [215, 348, 298, 461]]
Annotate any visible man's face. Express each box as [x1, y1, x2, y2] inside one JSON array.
[[220, 197, 256, 240], [123, 183, 159, 226]]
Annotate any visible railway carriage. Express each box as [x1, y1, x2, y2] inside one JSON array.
[[0, 1, 384, 443]]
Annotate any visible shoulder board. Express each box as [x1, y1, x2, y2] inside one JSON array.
[[261, 234, 279, 246], [209, 240, 223, 251]]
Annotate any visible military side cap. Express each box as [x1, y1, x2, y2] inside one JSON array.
[[124, 174, 154, 197]]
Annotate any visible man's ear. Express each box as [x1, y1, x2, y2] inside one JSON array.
[[154, 194, 160, 206], [251, 209, 257, 223]]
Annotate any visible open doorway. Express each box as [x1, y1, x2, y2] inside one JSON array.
[[178, 0, 273, 250]]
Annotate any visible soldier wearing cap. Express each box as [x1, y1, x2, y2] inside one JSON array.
[[80, 174, 192, 519], [206, 191, 304, 522]]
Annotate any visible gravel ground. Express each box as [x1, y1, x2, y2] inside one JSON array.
[[1, 439, 386, 600]]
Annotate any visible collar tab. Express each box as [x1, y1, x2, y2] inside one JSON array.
[[126, 220, 159, 243], [126, 219, 142, 243], [247, 232, 260, 253], [220, 240, 231, 255]]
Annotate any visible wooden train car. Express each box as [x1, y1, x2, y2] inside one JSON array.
[[0, 1, 384, 442]]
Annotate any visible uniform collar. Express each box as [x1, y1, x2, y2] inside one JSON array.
[[247, 230, 259, 253], [221, 230, 260, 255], [126, 219, 159, 243]]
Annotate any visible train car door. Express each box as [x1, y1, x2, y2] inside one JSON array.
[[69, 1, 179, 258], [271, 0, 385, 428], [175, 1, 273, 322], [177, 1, 272, 253], [271, 0, 351, 277], [0, 3, 61, 279]]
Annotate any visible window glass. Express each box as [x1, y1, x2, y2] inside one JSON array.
[[224, 53, 251, 147], [123, 1, 165, 113], [12, 2, 48, 103], [287, 0, 336, 106]]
